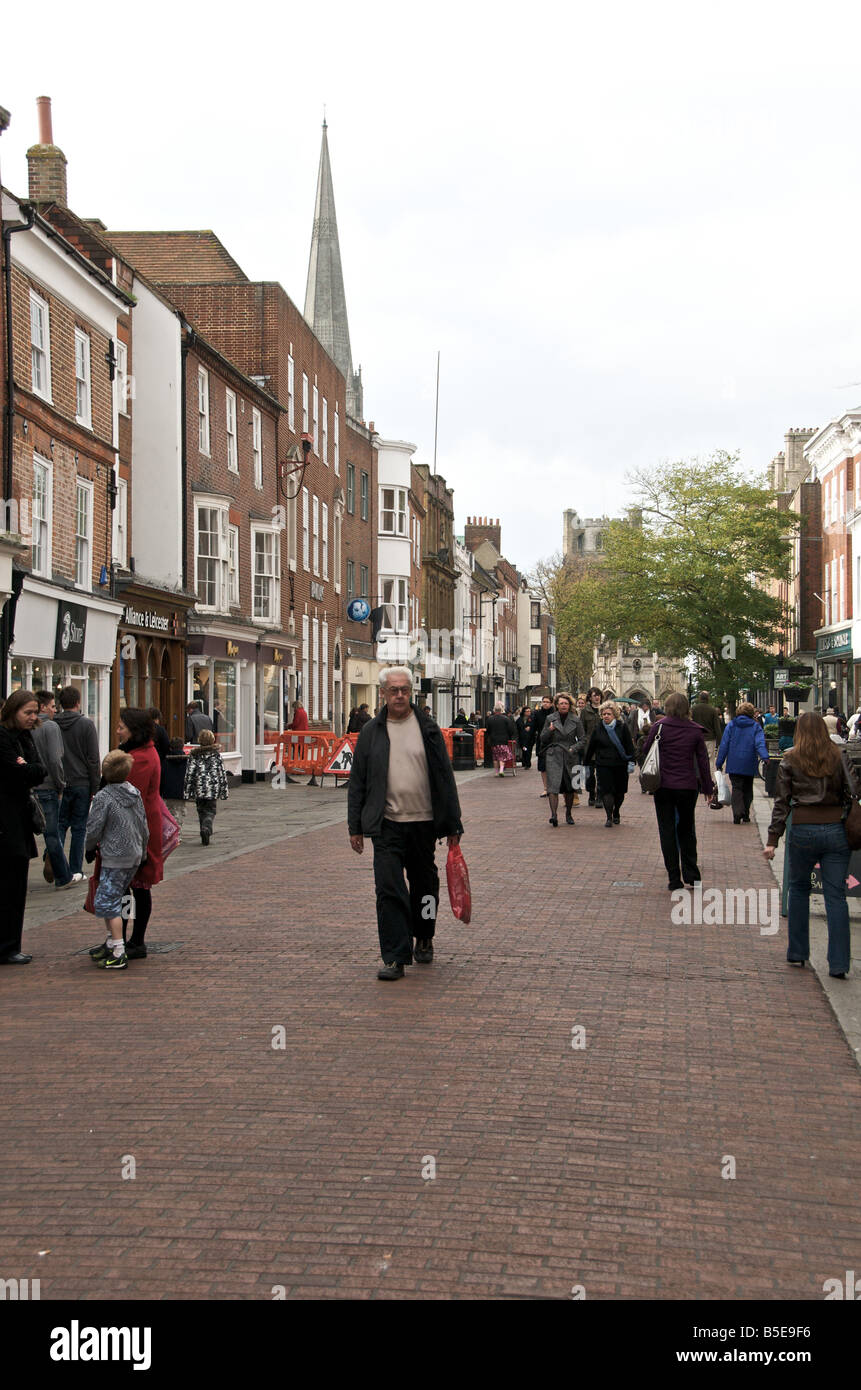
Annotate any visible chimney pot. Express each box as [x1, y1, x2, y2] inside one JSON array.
[[36, 95, 53, 145]]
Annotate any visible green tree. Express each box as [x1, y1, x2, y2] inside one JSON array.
[[598, 452, 795, 709], [528, 552, 605, 694]]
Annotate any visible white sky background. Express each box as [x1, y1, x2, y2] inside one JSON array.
[[3, 0, 861, 573]]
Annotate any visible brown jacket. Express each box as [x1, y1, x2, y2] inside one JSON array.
[[690, 700, 723, 743], [767, 747, 861, 846]]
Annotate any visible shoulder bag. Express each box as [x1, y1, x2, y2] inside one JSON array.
[[842, 758, 861, 850], [639, 724, 662, 794]]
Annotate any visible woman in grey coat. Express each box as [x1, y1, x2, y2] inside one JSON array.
[[539, 692, 585, 827]]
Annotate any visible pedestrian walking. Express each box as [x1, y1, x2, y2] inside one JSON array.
[[777, 717, 795, 753], [486, 703, 517, 776], [640, 692, 714, 890], [539, 692, 585, 827], [691, 690, 723, 807], [150, 708, 171, 768], [31, 689, 78, 888], [515, 706, 534, 768], [532, 694, 554, 796], [116, 708, 164, 960], [716, 702, 769, 823], [580, 687, 604, 807], [185, 700, 213, 743], [347, 666, 464, 981], [763, 711, 858, 978], [86, 751, 149, 972], [583, 700, 636, 827], [54, 686, 100, 878], [183, 728, 229, 845], [0, 690, 44, 965]]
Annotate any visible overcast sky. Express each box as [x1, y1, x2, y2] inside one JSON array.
[[3, 1, 861, 574]]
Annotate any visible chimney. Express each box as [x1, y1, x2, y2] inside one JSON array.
[[27, 96, 67, 206]]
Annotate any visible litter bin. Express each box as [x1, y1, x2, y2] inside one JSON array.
[[764, 756, 780, 798], [451, 728, 476, 770]]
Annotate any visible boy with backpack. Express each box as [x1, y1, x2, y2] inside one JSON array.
[[86, 751, 149, 971]]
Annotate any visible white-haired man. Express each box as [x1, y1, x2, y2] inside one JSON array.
[[347, 666, 464, 980]]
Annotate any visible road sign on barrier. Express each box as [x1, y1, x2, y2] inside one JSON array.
[[323, 736, 358, 776]]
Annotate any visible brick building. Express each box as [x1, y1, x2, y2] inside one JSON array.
[[767, 427, 820, 713], [414, 464, 457, 724], [803, 414, 859, 711], [463, 517, 521, 712]]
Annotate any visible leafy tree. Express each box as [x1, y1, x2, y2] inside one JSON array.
[[597, 452, 795, 709]]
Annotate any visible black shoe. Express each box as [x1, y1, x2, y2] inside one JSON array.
[[667, 879, 684, 892], [201, 830, 211, 845], [787, 959, 806, 968], [565, 813, 574, 825], [612, 813, 620, 825], [741, 816, 751, 824], [588, 797, 597, 807], [377, 960, 405, 980], [604, 817, 613, 828], [549, 815, 558, 827], [683, 870, 701, 885], [0, 952, 32, 964], [829, 970, 847, 978], [414, 940, 434, 964], [89, 941, 109, 961], [733, 817, 743, 824], [125, 943, 148, 960]]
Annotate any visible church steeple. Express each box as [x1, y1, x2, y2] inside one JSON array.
[[304, 120, 363, 420]]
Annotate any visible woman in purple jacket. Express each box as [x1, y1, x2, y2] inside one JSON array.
[[640, 692, 715, 891]]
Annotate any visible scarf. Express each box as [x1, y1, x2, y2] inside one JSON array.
[[602, 719, 628, 762]]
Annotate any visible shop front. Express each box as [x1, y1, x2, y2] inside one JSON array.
[[187, 626, 297, 780], [113, 586, 193, 745], [8, 576, 124, 753], [345, 654, 381, 727], [815, 626, 852, 713]]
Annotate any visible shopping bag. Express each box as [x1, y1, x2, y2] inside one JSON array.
[[638, 725, 661, 793], [160, 798, 181, 859], [83, 851, 101, 915], [715, 769, 732, 806], [446, 842, 472, 923]]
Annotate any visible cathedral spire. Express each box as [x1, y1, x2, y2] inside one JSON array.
[[304, 121, 363, 420]]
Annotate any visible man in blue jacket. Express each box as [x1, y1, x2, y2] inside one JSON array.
[[716, 701, 769, 824], [348, 666, 464, 980]]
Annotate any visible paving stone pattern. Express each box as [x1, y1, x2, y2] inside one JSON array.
[[1, 771, 859, 1300]]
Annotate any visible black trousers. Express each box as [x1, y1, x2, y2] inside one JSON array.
[[0, 855, 30, 959], [653, 788, 699, 883], [729, 774, 754, 821], [197, 798, 217, 834], [371, 820, 440, 965], [126, 887, 152, 947], [596, 764, 628, 816]]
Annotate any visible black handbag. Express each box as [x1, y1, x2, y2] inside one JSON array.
[[29, 791, 46, 835]]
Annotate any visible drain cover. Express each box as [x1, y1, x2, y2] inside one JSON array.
[[612, 880, 644, 888]]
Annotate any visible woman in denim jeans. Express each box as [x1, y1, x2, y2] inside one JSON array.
[[764, 712, 859, 978]]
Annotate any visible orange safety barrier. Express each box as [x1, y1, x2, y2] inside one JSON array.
[[318, 732, 360, 785], [440, 728, 454, 760], [474, 728, 485, 760], [270, 731, 337, 784]]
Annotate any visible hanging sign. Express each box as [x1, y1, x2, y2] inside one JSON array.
[[346, 598, 370, 622]]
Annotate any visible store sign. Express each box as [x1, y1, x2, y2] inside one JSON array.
[[311, 581, 325, 601], [123, 604, 178, 635], [54, 600, 87, 662], [346, 598, 370, 622], [816, 629, 852, 658], [226, 641, 239, 657], [272, 649, 283, 664], [773, 668, 789, 687]]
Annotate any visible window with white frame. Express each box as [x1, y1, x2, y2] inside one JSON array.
[[302, 615, 309, 715], [334, 406, 340, 475], [322, 398, 328, 465], [380, 576, 408, 631], [32, 455, 52, 577], [287, 354, 295, 430], [840, 553, 845, 621], [252, 408, 262, 488], [30, 291, 51, 400], [312, 385, 319, 453], [288, 488, 297, 570], [112, 474, 128, 568], [226, 390, 238, 472], [198, 367, 210, 454], [416, 520, 421, 563], [252, 527, 280, 622], [346, 462, 355, 513], [302, 487, 310, 570], [322, 620, 329, 723], [116, 340, 129, 415], [312, 494, 320, 576], [824, 560, 831, 625], [333, 509, 342, 590], [302, 373, 309, 433], [75, 479, 93, 589], [228, 524, 240, 606], [360, 471, 369, 521], [196, 502, 229, 610], [312, 617, 320, 720], [322, 502, 329, 580], [380, 486, 407, 535], [360, 564, 368, 598], [346, 558, 355, 597], [75, 329, 91, 427]]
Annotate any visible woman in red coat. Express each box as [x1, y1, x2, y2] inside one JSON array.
[[117, 708, 164, 959]]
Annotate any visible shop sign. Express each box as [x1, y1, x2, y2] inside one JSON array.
[[816, 629, 852, 658], [773, 668, 789, 687], [123, 604, 181, 635], [54, 600, 87, 662], [272, 649, 283, 664], [346, 598, 370, 622], [311, 581, 325, 601], [226, 641, 239, 657]]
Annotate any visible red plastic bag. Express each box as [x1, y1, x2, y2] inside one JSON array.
[[446, 842, 472, 923], [83, 851, 101, 915]]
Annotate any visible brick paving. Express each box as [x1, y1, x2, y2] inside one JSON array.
[[1, 768, 859, 1300]]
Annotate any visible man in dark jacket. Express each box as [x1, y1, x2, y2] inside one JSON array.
[[55, 686, 101, 878], [186, 700, 214, 742], [32, 690, 78, 888], [691, 690, 724, 806], [348, 666, 464, 980]]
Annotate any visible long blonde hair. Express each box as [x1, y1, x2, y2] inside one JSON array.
[[786, 712, 840, 778]]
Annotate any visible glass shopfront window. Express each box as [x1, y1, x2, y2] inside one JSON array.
[[213, 661, 236, 752], [10, 659, 24, 692], [261, 664, 282, 740]]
